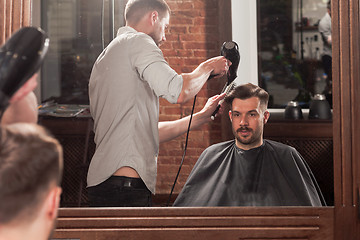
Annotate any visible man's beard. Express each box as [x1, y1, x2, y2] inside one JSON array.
[[233, 126, 263, 148], [233, 127, 255, 145]]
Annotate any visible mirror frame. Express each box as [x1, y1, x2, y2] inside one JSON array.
[[0, 0, 359, 238]]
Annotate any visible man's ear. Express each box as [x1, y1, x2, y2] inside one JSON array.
[[150, 11, 159, 25], [45, 186, 62, 220], [228, 110, 232, 122], [263, 110, 270, 124]]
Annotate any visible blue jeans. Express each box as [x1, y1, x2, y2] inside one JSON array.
[[87, 176, 152, 207]]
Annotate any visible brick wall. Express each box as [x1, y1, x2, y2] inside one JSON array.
[[156, 0, 229, 195]]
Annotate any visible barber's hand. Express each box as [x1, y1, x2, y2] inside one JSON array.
[[9, 74, 38, 103], [327, 35, 332, 45], [205, 56, 232, 78], [200, 92, 226, 119], [1, 91, 38, 125]]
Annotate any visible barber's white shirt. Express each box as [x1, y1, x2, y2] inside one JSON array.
[[87, 26, 183, 193], [318, 12, 332, 57]]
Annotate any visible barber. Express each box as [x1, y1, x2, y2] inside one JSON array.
[[87, 0, 230, 207]]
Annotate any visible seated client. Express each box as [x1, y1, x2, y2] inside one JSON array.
[[173, 83, 325, 207]]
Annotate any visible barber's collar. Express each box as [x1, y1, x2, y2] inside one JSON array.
[[117, 26, 137, 37]]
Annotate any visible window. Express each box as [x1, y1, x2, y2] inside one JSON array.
[[232, 0, 331, 109], [35, 0, 125, 104]]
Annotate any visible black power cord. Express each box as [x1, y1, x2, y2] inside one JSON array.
[[166, 95, 197, 206]]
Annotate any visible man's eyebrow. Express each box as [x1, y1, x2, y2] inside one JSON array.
[[232, 110, 258, 114]]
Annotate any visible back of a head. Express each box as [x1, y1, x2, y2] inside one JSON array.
[[225, 83, 269, 109], [125, 0, 170, 25], [0, 123, 63, 225], [327, 0, 331, 10]]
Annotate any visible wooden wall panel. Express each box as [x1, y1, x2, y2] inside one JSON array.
[[53, 207, 334, 240], [350, 0, 360, 236], [0, 0, 31, 45], [332, 0, 360, 238]]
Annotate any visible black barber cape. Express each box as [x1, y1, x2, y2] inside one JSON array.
[[173, 140, 325, 207]]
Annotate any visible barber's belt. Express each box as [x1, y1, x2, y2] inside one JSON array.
[[108, 176, 147, 189]]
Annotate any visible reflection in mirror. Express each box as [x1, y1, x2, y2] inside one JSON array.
[[258, 0, 332, 109], [34, 0, 334, 208]]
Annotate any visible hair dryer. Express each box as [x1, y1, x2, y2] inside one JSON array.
[[211, 41, 240, 119], [221, 41, 240, 85], [0, 27, 49, 114]]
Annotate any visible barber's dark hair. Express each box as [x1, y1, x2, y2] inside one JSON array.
[[0, 123, 63, 224], [327, 0, 331, 10], [225, 83, 269, 110], [125, 0, 171, 24]]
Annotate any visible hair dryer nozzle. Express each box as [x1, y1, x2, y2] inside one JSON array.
[[220, 41, 240, 84], [0, 27, 49, 113]]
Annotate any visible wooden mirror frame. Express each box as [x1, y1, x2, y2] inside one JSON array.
[[0, 0, 359, 239]]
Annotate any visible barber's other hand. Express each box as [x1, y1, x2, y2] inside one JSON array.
[[200, 92, 226, 119], [9, 74, 38, 104], [205, 56, 232, 78], [327, 35, 332, 45], [2, 74, 39, 125], [1, 91, 38, 125]]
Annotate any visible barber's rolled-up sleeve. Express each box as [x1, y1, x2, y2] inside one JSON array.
[[130, 33, 183, 104]]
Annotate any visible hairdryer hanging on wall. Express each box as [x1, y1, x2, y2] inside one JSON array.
[[0, 27, 49, 116]]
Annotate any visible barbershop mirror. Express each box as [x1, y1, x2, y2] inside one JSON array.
[[33, 0, 333, 208]]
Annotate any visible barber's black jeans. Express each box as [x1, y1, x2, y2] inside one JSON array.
[[87, 176, 152, 207]]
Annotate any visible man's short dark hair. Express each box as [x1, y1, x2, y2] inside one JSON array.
[[125, 0, 171, 24], [327, 0, 331, 10], [0, 123, 63, 224], [225, 83, 269, 110]]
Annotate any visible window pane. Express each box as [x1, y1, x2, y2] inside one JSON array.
[[40, 0, 125, 104], [258, 0, 331, 108]]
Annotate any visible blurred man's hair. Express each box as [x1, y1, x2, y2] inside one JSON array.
[[125, 0, 171, 24], [225, 83, 269, 110], [0, 123, 63, 224]]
